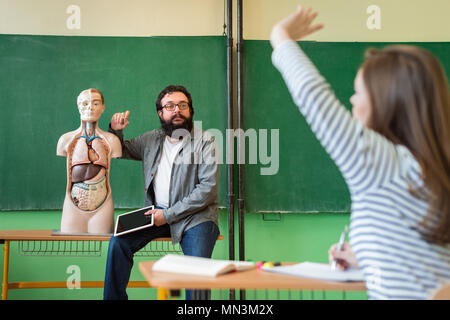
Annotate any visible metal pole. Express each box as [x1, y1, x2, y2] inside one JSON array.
[[226, 0, 236, 301], [237, 0, 246, 300]]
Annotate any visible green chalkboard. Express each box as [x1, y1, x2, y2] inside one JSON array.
[[244, 40, 450, 213], [0, 35, 227, 210]]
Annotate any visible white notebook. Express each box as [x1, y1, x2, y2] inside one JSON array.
[[152, 254, 256, 277], [262, 262, 365, 282]]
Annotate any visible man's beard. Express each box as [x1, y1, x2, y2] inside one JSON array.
[[160, 113, 194, 139]]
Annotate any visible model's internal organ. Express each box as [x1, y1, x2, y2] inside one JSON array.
[[69, 124, 109, 211]]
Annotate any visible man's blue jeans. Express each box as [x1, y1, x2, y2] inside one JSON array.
[[103, 220, 219, 300]]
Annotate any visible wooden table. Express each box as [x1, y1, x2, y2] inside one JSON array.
[[0, 229, 180, 300], [139, 261, 366, 300]]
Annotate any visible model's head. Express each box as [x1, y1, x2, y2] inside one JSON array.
[[155, 85, 194, 137], [354, 45, 450, 244], [77, 88, 105, 122]]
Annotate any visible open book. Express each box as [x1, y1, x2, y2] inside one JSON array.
[[152, 254, 256, 277], [262, 262, 365, 282]]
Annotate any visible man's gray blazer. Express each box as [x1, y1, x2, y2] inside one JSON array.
[[109, 125, 219, 244]]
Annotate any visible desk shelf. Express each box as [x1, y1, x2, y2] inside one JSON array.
[[19, 240, 104, 257], [17, 239, 183, 257], [135, 239, 182, 257]]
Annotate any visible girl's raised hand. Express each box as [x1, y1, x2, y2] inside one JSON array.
[[270, 5, 323, 49]]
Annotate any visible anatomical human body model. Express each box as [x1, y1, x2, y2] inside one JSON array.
[[57, 89, 121, 234]]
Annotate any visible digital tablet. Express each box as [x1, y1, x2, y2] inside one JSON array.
[[114, 206, 154, 236]]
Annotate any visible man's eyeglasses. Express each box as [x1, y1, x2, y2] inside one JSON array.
[[162, 102, 190, 112]]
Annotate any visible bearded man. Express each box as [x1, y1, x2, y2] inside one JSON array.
[[103, 85, 219, 300]]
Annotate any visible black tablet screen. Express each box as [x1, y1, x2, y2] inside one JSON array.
[[115, 207, 154, 235]]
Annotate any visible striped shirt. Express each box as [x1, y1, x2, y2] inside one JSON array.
[[272, 40, 450, 300]]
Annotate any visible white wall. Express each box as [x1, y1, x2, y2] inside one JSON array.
[[1, 0, 449, 41]]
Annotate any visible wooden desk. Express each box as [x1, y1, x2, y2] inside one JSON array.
[[0, 229, 146, 300], [139, 261, 366, 299], [1, 229, 223, 300]]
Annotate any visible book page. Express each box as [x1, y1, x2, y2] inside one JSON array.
[[152, 254, 255, 277], [263, 262, 365, 282]]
